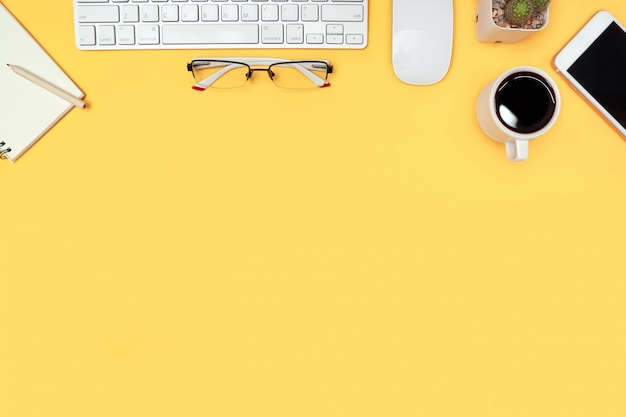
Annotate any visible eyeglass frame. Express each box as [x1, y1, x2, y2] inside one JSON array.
[[186, 57, 333, 90]]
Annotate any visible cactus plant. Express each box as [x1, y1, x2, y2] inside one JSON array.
[[502, 0, 550, 26], [533, 0, 550, 12], [480, 0, 550, 42], [504, 0, 534, 26]]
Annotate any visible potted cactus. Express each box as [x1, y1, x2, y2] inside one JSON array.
[[476, 0, 550, 43]]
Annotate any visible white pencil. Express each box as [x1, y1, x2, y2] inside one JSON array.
[[7, 64, 86, 109]]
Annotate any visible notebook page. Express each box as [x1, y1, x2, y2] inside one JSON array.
[[0, 3, 84, 162]]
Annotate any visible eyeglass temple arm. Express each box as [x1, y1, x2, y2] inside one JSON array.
[[191, 62, 245, 91], [284, 62, 330, 88]]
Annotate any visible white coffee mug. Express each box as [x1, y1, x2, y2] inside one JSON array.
[[477, 66, 561, 162]]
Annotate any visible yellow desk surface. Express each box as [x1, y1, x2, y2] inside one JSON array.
[[2, 1, 626, 416]]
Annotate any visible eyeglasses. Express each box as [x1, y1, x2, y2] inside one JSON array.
[[187, 58, 333, 90]]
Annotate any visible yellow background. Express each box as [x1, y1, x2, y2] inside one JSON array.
[[2, 1, 626, 416]]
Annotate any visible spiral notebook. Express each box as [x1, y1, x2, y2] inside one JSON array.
[[0, 2, 84, 162]]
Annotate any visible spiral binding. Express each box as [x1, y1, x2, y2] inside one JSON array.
[[0, 141, 11, 159]]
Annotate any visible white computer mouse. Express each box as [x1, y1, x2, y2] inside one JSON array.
[[392, 0, 454, 85]]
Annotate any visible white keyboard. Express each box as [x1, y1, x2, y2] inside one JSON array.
[[73, 0, 368, 50]]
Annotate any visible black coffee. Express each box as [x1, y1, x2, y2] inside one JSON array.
[[495, 72, 557, 134]]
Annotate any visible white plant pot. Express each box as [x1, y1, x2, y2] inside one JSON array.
[[475, 0, 549, 43]]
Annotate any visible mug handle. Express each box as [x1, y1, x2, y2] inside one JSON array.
[[505, 139, 528, 162]]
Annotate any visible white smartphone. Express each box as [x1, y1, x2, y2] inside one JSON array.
[[554, 11, 626, 140]]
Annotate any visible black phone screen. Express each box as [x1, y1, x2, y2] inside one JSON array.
[[567, 22, 626, 129]]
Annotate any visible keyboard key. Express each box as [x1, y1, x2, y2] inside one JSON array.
[[181, 5, 199, 22], [78, 25, 97, 45], [281, 4, 298, 21], [141, 5, 159, 22], [121, 5, 140, 22], [117, 25, 136, 44], [138, 24, 160, 44], [77, 6, 120, 23], [321, 5, 363, 22], [98, 25, 116, 45], [346, 33, 363, 44], [286, 24, 303, 44], [261, 24, 283, 43], [162, 24, 259, 44], [326, 24, 343, 35], [261, 4, 279, 22], [306, 33, 323, 44], [301, 5, 318, 22], [201, 5, 218, 21], [241, 5, 259, 22], [221, 5, 238, 22], [327, 34, 342, 44], [161, 5, 179, 22]]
